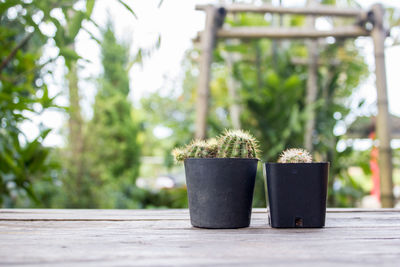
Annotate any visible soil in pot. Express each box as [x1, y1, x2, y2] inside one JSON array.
[[184, 158, 258, 229], [265, 162, 329, 228]]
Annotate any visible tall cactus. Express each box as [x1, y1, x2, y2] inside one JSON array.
[[278, 148, 312, 163], [217, 129, 258, 158]]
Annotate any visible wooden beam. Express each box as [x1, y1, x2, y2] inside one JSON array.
[[196, 26, 370, 42], [371, 4, 394, 208], [196, 4, 363, 17], [214, 26, 369, 39]]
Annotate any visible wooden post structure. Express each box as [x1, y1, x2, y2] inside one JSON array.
[[213, 26, 369, 39], [195, 3, 394, 206], [371, 4, 394, 207]]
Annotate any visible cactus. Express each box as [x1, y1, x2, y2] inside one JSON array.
[[172, 139, 219, 163], [278, 148, 312, 163], [217, 129, 259, 158], [205, 138, 219, 158], [186, 139, 217, 158], [172, 147, 187, 163], [171, 129, 260, 163]]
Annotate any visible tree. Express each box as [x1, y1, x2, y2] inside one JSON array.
[[81, 21, 141, 208]]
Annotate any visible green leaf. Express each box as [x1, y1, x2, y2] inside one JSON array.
[[83, 27, 101, 45], [23, 139, 40, 162], [52, 18, 69, 47], [127, 49, 142, 71], [60, 47, 81, 62], [117, 0, 137, 19], [283, 75, 301, 90], [68, 11, 86, 40], [88, 17, 100, 28], [155, 34, 161, 49], [86, 0, 95, 17], [265, 71, 280, 88], [23, 184, 40, 205], [39, 128, 52, 139]]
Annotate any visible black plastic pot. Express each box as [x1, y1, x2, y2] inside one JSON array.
[[184, 158, 258, 229], [264, 162, 329, 228]]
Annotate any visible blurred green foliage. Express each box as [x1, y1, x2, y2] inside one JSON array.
[[0, 4, 58, 206], [80, 21, 142, 208]]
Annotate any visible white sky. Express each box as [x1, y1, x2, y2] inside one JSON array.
[[20, 0, 400, 147]]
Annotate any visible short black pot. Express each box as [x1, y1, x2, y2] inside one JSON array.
[[264, 162, 329, 228], [184, 158, 258, 229]]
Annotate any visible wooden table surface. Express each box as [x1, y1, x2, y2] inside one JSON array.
[[1, 208, 400, 266]]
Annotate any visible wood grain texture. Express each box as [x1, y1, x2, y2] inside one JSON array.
[[1, 209, 399, 266]]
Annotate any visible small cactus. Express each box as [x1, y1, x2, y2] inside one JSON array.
[[217, 129, 258, 158], [172, 139, 219, 163], [205, 138, 219, 158], [171, 129, 260, 163], [172, 147, 187, 163], [186, 139, 218, 158], [278, 148, 312, 163]]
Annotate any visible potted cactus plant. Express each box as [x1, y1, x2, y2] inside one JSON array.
[[172, 129, 259, 229], [264, 148, 329, 228]]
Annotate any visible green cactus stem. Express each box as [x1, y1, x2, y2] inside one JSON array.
[[186, 140, 209, 158], [217, 129, 259, 158]]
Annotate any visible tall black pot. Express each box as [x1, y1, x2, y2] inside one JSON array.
[[184, 158, 258, 229], [264, 162, 329, 228]]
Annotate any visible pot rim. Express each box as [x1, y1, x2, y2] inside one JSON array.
[[184, 158, 259, 162], [265, 162, 329, 165]]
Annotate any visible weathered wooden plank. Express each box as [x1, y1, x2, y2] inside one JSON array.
[[1, 208, 399, 221], [2, 213, 399, 228]]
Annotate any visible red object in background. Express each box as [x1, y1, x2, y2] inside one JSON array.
[[369, 132, 380, 201]]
